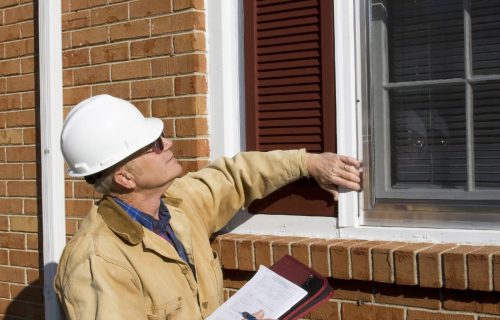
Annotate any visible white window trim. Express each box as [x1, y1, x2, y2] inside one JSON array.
[[206, 0, 500, 245]]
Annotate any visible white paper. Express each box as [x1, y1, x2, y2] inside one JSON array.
[[207, 265, 307, 320]]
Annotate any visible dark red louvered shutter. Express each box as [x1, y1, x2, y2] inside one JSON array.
[[244, 0, 336, 216]]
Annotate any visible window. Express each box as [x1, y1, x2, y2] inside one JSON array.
[[243, 0, 336, 216], [365, 0, 500, 229]]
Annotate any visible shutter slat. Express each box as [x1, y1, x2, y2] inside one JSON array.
[[257, 8, 319, 23], [260, 126, 321, 135], [256, 0, 319, 14], [258, 25, 320, 39], [257, 42, 319, 55], [258, 33, 319, 47], [258, 50, 320, 63], [258, 92, 321, 103], [258, 58, 319, 71], [259, 75, 320, 87], [258, 16, 319, 31], [259, 101, 321, 111]]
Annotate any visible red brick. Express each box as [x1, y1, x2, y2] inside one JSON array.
[[0, 249, 7, 264], [74, 180, 97, 198], [443, 290, 500, 315], [171, 138, 209, 157], [173, 0, 204, 11], [90, 42, 129, 64], [494, 253, 500, 291], [0, 60, 21, 76], [0, 216, 7, 231], [72, 26, 108, 47], [63, 69, 74, 86], [237, 235, 263, 272], [219, 234, 242, 270], [0, 94, 22, 111], [310, 240, 337, 278], [0, 128, 23, 144], [74, 65, 110, 85], [23, 163, 36, 179], [21, 91, 34, 109], [9, 250, 39, 268], [130, 0, 172, 18], [407, 310, 475, 320], [443, 245, 482, 290], [372, 242, 406, 283], [62, 11, 90, 31], [350, 241, 386, 281], [63, 48, 90, 67], [10, 284, 43, 303], [151, 54, 206, 76], [0, 0, 18, 9], [151, 12, 205, 35], [7, 180, 36, 197], [468, 246, 500, 291], [342, 303, 405, 320], [0, 164, 23, 179], [63, 86, 92, 106], [10, 216, 38, 233], [152, 96, 206, 117], [26, 269, 40, 284], [272, 237, 304, 263], [374, 283, 441, 310], [0, 283, 9, 299], [4, 3, 33, 24], [5, 39, 34, 59], [132, 99, 151, 116], [23, 198, 38, 216], [21, 57, 34, 73], [331, 279, 373, 302], [254, 237, 273, 268], [92, 82, 130, 100], [175, 117, 208, 137], [62, 32, 72, 50], [174, 75, 207, 95], [22, 128, 36, 145], [0, 198, 23, 214], [178, 159, 209, 172], [6, 146, 35, 162], [0, 232, 25, 249], [0, 24, 21, 42], [0, 266, 26, 284], [330, 240, 366, 280], [26, 234, 38, 250], [111, 60, 151, 81], [394, 243, 434, 286], [20, 21, 34, 38], [5, 109, 34, 127], [303, 300, 339, 320], [6, 74, 35, 93], [66, 219, 79, 236], [70, 0, 107, 11], [90, 3, 128, 26], [173, 32, 205, 53], [62, 0, 71, 13], [110, 20, 150, 42], [131, 36, 173, 58], [65, 199, 93, 217], [131, 78, 174, 99]]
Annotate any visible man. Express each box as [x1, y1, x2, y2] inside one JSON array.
[[55, 94, 361, 319]]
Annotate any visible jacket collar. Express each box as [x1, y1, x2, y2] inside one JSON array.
[[97, 195, 190, 252]]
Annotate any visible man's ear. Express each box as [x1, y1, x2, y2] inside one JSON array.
[[113, 168, 136, 190]]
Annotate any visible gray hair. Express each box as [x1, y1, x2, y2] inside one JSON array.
[[92, 171, 115, 195]]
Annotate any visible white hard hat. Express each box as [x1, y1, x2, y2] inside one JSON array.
[[61, 94, 164, 177]]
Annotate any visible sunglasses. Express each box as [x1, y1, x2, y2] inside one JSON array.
[[143, 133, 165, 155]]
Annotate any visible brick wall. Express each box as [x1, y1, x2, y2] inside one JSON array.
[[0, 0, 42, 318], [213, 234, 500, 320], [61, 0, 209, 234]]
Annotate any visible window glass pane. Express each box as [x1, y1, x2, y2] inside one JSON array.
[[390, 86, 466, 189], [471, 0, 500, 75], [387, 0, 464, 82], [474, 81, 500, 188]]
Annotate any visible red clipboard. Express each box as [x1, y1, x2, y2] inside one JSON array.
[[269, 255, 334, 320]]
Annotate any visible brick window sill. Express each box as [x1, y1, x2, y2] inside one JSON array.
[[211, 233, 500, 293]]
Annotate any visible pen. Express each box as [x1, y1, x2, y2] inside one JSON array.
[[241, 311, 258, 320]]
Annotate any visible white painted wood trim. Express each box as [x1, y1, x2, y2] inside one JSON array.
[[39, 1, 66, 318], [334, 0, 361, 228], [207, 0, 245, 159]]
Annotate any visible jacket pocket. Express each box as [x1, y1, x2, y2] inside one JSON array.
[[146, 297, 183, 320]]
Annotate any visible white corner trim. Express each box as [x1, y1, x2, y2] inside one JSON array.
[[334, 0, 361, 228], [39, 0, 66, 319], [207, 0, 245, 159]]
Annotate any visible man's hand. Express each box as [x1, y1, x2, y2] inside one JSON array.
[[304, 152, 362, 201], [240, 310, 274, 320]]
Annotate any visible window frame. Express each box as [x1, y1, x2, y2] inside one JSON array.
[[206, 0, 500, 245]]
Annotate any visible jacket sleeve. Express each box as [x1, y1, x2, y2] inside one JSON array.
[[168, 149, 309, 235], [56, 252, 146, 320]]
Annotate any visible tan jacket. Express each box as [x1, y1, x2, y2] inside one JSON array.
[[54, 150, 309, 320]]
